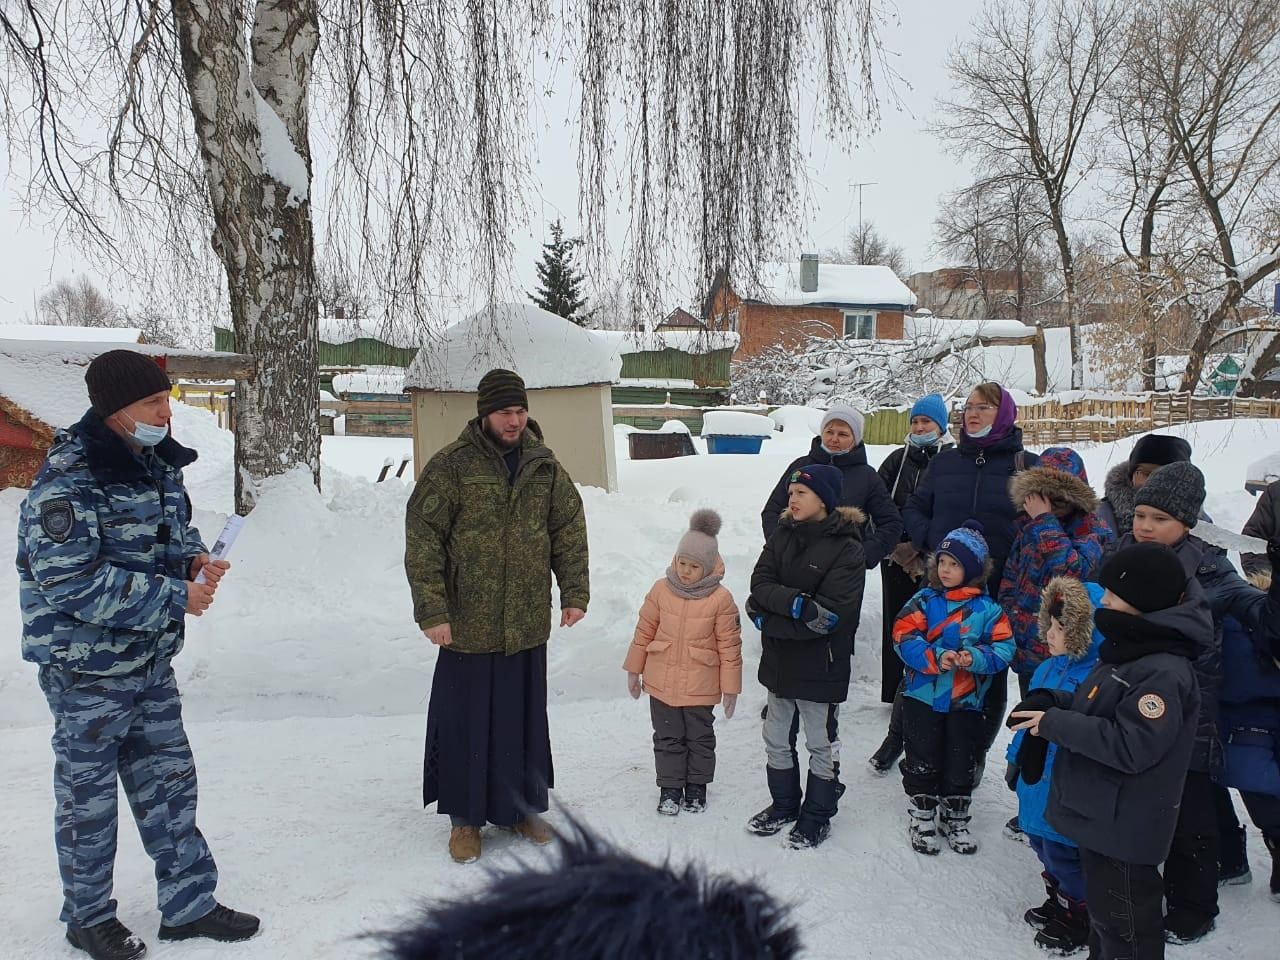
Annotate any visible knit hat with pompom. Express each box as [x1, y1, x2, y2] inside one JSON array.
[[676, 509, 722, 573]]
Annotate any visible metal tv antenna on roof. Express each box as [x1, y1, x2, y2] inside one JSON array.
[[849, 181, 878, 263]]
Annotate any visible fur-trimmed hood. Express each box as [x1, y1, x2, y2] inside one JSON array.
[[1037, 577, 1101, 660], [1009, 448, 1098, 516], [778, 504, 866, 537], [1103, 461, 1137, 524], [1248, 570, 1273, 591]]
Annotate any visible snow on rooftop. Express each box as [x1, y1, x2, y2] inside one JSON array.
[[331, 366, 409, 396], [591, 328, 739, 357], [316, 317, 422, 350], [402, 303, 622, 391], [0, 340, 227, 429], [903, 315, 1035, 342], [749, 261, 916, 309], [0, 324, 144, 344]]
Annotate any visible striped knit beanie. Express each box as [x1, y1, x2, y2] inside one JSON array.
[[476, 369, 529, 417]]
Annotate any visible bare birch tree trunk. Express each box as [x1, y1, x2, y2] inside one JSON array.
[[171, 0, 320, 513]]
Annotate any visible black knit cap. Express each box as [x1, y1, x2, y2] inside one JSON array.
[[85, 349, 172, 418], [1129, 434, 1192, 472], [476, 368, 528, 417], [1098, 542, 1187, 613]]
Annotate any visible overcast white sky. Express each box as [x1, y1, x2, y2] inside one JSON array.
[[0, 0, 986, 327]]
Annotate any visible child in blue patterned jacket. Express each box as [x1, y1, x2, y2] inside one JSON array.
[[893, 520, 1015, 855], [1006, 576, 1104, 954]]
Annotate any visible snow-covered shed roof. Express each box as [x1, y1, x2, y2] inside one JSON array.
[[0, 324, 144, 344], [316, 316, 421, 349], [748, 262, 916, 310], [903, 315, 1036, 343], [331, 366, 409, 395], [403, 303, 623, 392]]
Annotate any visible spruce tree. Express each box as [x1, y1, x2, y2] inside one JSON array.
[[529, 220, 589, 325]]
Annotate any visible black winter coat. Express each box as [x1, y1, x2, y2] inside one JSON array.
[[902, 428, 1039, 587], [748, 507, 867, 703], [761, 439, 902, 567], [1241, 480, 1278, 578], [876, 440, 951, 515], [1041, 581, 1211, 865]]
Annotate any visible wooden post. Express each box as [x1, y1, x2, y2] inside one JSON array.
[[1032, 324, 1049, 395]]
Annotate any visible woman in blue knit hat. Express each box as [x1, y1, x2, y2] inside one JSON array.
[[868, 393, 954, 774]]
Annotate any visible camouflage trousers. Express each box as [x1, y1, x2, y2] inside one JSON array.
[[38, 658, 218, 927]]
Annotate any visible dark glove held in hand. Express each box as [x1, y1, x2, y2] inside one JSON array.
[[1004, 762, 1020, 792], [801, 599, 839, 635], [1015, 735, 1050, 785], [1006, 689, 1059, 729]]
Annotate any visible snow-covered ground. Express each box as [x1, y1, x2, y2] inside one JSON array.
[[1, 405, 1276, 959]]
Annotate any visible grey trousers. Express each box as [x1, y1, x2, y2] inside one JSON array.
[[763, 692, 840, 779], [650, 698, 716, 788]]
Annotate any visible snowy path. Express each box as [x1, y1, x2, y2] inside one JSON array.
[[2, 681, 1274, 959]]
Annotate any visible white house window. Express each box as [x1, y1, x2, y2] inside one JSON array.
[[843, 312, 876, 339]]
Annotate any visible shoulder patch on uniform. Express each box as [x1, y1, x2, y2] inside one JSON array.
[[39, 499, 74, 543], [1137, 693, 1166, 719]]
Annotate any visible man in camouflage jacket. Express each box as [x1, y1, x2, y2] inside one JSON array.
[[405, 368, 589, 863], [16, 350, 258, 960]]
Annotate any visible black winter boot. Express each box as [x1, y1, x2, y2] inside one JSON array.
[[1163, 911, 1214, 945], [786, 772, 840, 849], [939, 795, 978, 854], [682, 783, 707, 813], [1218, 824, 1251, 886], [1034, 894, 1090, 955], [66, 919, 147, 960], [868, 693, 904, 776], [747, 765, 801, 836], [657, 787, 683, 816], [158, 903, 260, 943], [1267, 835, 1280, 902], [908, 795, 941, 855], [1025, 872, 1066, 930]]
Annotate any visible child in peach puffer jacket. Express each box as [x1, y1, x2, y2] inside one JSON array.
[[624, 509, 743, 816]]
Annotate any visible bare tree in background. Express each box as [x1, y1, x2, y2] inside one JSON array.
[[937, 0, 1127, 388], [0, 2, 892, 511], [934, 175, 1050, 323], [1131, 0, 1280, 396], [823, 221, 910, 276], [38, 276, 118, 328]]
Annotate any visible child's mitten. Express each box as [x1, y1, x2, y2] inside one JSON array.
[[1015, 735, 1049, 785]]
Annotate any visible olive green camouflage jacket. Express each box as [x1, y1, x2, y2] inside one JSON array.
[[405, 418, 590, 654]]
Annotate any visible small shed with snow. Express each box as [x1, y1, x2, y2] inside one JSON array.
[[403, 303, 623, 491], [0, 339, 254, 490]]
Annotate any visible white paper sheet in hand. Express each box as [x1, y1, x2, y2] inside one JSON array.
[[196, 514, 247, 583]]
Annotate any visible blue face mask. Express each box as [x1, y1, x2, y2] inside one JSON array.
[[908, 431, 940, 448], [820, 443, 844, 456], [119, 412, 169, 447], [967, 423, 993, 439]]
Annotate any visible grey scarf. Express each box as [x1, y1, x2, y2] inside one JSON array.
[[665, 565, 724, 600]]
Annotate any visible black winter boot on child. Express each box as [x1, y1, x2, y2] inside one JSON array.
[[1034, 895, 1090, 955], [1025, 872, 1066, 930], [868, 693, 904, 776], [939, 796, 978, 854], [787, 772, 840, 849], [682, 783, 707, 813], [1219, 825, 1251, 886], [908, 795, 941, 855], [747, 765, 801, 836], [657, 787, 683, 816]]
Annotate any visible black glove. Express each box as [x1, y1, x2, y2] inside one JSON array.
[[1004, 761, 1020, 792], [799, 599, 839, 635], [1268, 537, 1280, 571], [1015, 735, 1050, 785], [1006, 689, 1059, 729]]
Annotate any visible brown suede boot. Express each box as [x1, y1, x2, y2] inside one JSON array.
[[513, 815, 556, 845], [448, 826, 482, 864]]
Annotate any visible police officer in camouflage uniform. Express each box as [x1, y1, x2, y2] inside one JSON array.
[[405, 368, 590, 864], [16, 350, 260, 960]]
